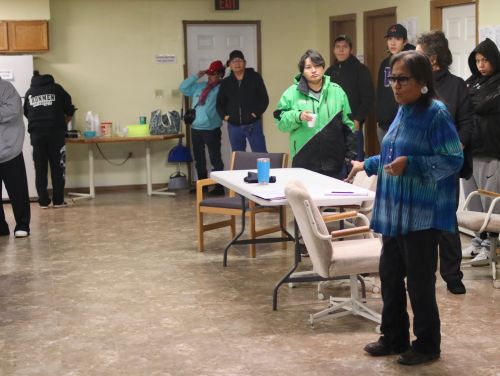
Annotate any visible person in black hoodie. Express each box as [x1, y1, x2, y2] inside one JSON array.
[[325, 34, 374, 161], [416, 30, 474, 295], [376, 24, 415, 143], [216, 50, 269, 152], [462, 38, 500, 266], [24, 72, 75, 208]]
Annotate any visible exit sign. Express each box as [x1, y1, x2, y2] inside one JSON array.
[[215, 0, 239, 10]]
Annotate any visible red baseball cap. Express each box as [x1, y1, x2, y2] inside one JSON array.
[[206, 60, 224, 75]]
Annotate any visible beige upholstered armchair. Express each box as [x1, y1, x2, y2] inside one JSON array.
[[285, 180, 382, 328]]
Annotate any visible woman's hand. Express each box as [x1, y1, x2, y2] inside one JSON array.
[[345, 160, 364, 183], [197, 70, 206, 78], [383, 156, 408, 176], [300, 110, 314, 122]]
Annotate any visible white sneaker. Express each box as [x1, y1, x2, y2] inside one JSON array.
[[471, 247, 490, 267], [14, 230, 29, 238], [462, 237, 483, 258], [462, 244, 481, 258]]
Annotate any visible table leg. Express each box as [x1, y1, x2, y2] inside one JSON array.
[[68, 143, 94, 201], [146, 141, 152, 196], [223, 195, 247, 267], [89, 145, 95, 198]]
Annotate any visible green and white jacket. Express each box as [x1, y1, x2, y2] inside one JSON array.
[[274, 74, 355, 174]]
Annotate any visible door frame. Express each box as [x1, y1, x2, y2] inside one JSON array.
[[329, 13, 357, 64], [430, 0, 477, 38]]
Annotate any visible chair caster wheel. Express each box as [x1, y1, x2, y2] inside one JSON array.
[[317, 292, 325, 300], [288, 282, 296, 288], [493, 280, 500, 289]]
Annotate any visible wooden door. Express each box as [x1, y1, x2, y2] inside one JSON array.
[[329, 14, 356, 65], [363, 8, 396, 156]]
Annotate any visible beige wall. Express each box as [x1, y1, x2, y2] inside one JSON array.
[[10, 0, 500, 188], [478, 0, 499, 26], [39, 0, 315, 188], [0, 0, 50, 19]]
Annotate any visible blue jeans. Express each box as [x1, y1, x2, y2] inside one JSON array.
[[227, 119, 267, 152]]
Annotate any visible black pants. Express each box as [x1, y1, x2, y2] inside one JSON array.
[[380, 229, 441, 356], [0, 153, 31, 234], [32, 136, 66, 206], [191, 128, 224, 180], [438, 176, 463, 284]]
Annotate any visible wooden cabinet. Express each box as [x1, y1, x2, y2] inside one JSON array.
[[0, 20, 49, 52], [0, 22, 8, 51]]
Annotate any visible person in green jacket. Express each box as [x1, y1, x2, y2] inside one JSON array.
[[273, 49, 355, 179]]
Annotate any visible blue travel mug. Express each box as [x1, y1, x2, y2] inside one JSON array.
[[257, 158, 270, 184]]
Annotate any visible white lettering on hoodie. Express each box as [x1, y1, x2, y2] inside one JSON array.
[[28, 94, 56, 107]]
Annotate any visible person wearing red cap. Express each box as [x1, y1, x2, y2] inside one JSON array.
[[179, 60, 226, 195], [376, 24, 415, 143]]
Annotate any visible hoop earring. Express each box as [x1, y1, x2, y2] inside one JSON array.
[[421, 86, 429, 94]]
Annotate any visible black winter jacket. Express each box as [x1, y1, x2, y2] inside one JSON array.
[[23, 74, 74, 135], [325, 54, 374, 124], [376, 43, 415, 130], [466, 38, 500, 159], [435, 69, 474, 178], [216, 68, 269, 125]]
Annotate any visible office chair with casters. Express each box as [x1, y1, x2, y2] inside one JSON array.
[[315, 171, 379, 300], [457, 189, 500, 288], [285, 180, 382, 328], [196, 151, 288, 257]]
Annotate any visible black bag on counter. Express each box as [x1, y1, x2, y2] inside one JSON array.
[[150, 109, 181, 135]]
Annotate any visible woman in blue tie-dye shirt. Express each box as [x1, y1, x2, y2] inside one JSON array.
[[348, 51, 463, 366]]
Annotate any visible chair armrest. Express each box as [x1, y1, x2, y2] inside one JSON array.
[[478, 189, 500, 198], [196, 178, 216, 203], [331, 226, 372, 239], [322, 210, 359, 223]]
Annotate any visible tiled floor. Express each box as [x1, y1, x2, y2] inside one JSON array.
[[0, 190, 499, 376]]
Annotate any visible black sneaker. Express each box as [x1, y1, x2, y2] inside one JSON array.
[[447, 280, 466, 294], [364, 338, 409, 356], [53, 202, 68, 208], [397, 348, 440, 366]]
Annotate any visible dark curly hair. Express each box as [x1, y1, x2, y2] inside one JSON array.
[[416, 30, 453, 69]]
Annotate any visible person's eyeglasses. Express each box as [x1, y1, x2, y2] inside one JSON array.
[[387, 75, 413, 86]]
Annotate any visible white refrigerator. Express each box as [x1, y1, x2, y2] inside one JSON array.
[[0, 55, 37, 200]]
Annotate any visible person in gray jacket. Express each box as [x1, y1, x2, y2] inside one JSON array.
[[0, 78, 31, 238]]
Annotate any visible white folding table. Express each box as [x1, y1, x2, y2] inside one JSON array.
[[66, 134, 184, 200], [210, 168, 375, 310]]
